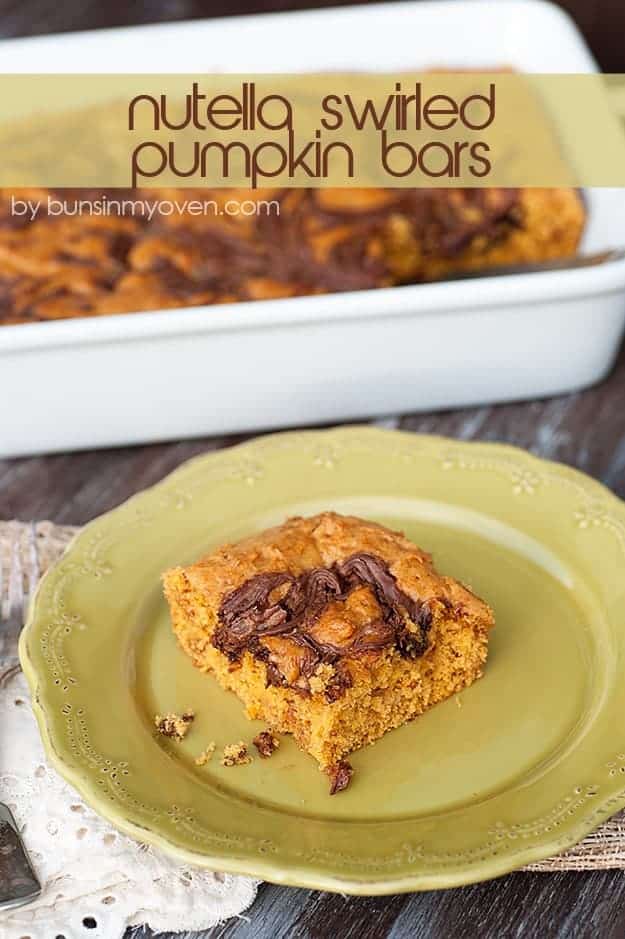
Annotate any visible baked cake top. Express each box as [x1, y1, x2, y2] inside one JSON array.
[[0, 187, 522, 324], [173, 512, 494, 700]]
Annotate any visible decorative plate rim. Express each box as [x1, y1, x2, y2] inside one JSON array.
[[18, 427, 625, 894]]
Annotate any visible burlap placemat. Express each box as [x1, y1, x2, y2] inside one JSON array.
[[3, 518, 625, 873]]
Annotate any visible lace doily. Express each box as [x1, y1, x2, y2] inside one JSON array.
[[0, 669, 258, 939]]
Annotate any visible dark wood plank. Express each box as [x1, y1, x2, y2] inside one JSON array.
[[123, 866, 625, 939], [4, 347, 625, 521], [387, 869, 625, 939], [0, 435, 241, 524], [400, 358, 625, 499]]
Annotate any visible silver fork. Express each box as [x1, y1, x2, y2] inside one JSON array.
[[0, 521, 39, 681], [0, 521, 42, 911]]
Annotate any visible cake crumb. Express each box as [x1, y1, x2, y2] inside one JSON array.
[[308, 664, 334, 696], [154, 709, 195, 741], [253, 730, 280, 759], [327, 759, 353, 795], [195, 742, 216, 766], [221, 741, 252, 767]]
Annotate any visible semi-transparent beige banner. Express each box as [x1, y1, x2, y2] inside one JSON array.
[[1, 73, 625, 187]]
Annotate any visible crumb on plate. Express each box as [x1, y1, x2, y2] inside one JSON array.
[[221, 741, 252, 767], [154, 709, 195, 741], [327, 759, 354, 795], [195, 742, 216, 766], [253, 730, 280, 759]]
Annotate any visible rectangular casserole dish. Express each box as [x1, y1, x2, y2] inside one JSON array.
[[1, 0, 625, 458]]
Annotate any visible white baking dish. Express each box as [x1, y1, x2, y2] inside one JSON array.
[[2, 0, 625, 458]]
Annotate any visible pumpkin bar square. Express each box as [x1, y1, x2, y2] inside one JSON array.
[[162, 512, 495, 792]]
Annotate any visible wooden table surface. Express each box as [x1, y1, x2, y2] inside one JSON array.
[[3, 2, 625, 937]]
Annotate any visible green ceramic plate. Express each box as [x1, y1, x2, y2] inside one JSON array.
[[19, 428, 625, 893]]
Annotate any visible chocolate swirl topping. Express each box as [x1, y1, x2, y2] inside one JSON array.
[[214, 553, 433, 699], [0, 187, 522, 324]]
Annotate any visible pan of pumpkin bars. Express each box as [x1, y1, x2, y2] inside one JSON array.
[[3, 1, 625, 458]]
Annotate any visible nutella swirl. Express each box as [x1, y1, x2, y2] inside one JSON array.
[[0, 186, 523, 324], [213, 552, 433, 699]]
